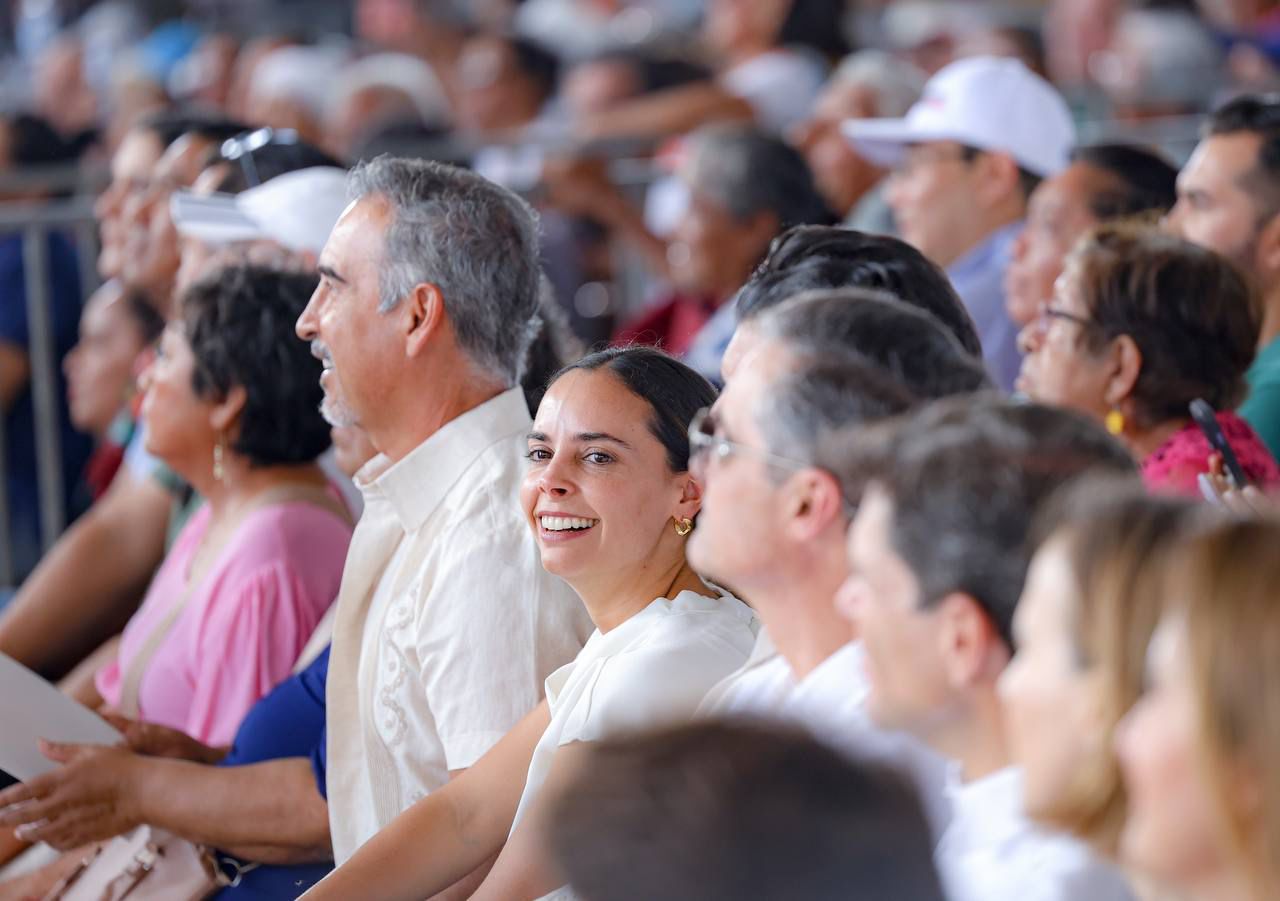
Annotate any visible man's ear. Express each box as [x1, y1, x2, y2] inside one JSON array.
[[784, 468, 847, 543], [1254, 211, 1280, 280], [404, 282, 446, 358], [973, 152, 1021, 208], [935, 593, 1009, 691], [209, 383, 247, 436]]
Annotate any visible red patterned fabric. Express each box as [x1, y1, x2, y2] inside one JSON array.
[[1141, 411, 1280, 497]]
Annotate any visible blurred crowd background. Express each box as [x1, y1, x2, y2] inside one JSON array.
[[0, 0, 1277, 587]]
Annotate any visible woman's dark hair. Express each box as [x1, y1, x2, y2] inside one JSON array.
[[1, 113, 76, 167], [123, 288, 166, 345], [1070, 224, 1261, 428], [736, 226, 984, 359], [778, 0, 852, 61], [553, 346, 717, 473], [181, 264, 330, 467], [1070, 144, 1179, 221]]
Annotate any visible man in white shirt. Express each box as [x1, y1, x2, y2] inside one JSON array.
[[691, 291, 990, 832], [834, 397, 1137, 901], [295, 157, 592, 867], [843, 56, 1076, 391]]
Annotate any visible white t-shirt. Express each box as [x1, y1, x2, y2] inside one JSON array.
[[719, 48, 827, 133], [696, 626, 797, 718], [512, 589, 757, 899], [936, 767, 1136, 901], [786, 642, 952, 836]]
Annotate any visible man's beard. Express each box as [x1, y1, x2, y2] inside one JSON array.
[[320, 387, 358, 428]]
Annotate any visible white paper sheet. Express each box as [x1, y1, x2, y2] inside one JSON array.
[[0, 652, 121, 781]]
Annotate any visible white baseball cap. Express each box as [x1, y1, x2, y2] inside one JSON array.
[[170, 166, 350, 256], [841, 56, 1076, 178]]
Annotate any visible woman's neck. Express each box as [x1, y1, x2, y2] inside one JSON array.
[[573, 554, 712, 635], [195, 456, 328, 521], [1126, 418, 1191, 464]]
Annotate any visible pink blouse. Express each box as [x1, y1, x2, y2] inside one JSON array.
[[1142, 411, 1280, 498], [95, 498, 352, 746]]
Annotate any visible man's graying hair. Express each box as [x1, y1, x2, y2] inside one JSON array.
[[348, 156, 542, 386]]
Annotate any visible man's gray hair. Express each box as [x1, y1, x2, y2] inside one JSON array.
[[349, 156, 542, 387], [831, 50, 927, 119]]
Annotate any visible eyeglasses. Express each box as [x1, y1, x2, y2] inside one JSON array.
[[1036, 306, 1093, 331], [220, 127, 299, 188], [688, 407, 806, 472]]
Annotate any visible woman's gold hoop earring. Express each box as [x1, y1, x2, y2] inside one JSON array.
[[674, 517, 693, 537], [1105, 408, 1125, 436]]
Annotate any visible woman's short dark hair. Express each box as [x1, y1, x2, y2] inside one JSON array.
[[181, 265, 330, 467], [553, 346, 716, 473], [1070, 144, 1179, 222], [736, 226, 984, 358], [778, 0, 852, 61], [1071, 224, 1261, 428]]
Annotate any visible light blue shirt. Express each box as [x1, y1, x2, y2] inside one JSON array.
[[947, 221, 1024, 393]]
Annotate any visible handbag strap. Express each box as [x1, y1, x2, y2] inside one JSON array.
[[118, 481, 352, 718]]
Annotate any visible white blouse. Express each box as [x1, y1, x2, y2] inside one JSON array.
[[511, 589, 757, 898]]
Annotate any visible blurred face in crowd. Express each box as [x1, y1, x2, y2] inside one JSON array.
[[1115, 615, 1235, 893], [64, 282, 151, 437], [669, 186, 778, 300], [456, 36, 544, 133], [704, 0, 791, 59], [886, 141, 1021, 268], [331, 422, 379, 478], [998, 534, 1109, 822], [564, 59, 641, 119], [790, 79, 883, 216], [120, 133, 218, 306], [1006, 162, 1111, 327], [95, 128, 165, 280], [522, 367, 699, 598], [1165, 132, 1273, 278], [297, 195, 399, 431], [1016, 256, 1114, 423], [835, 485, 953, 736], [687, 342, 790, 594], [138, 322, 225, 477]]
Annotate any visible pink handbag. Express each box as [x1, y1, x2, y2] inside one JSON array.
[[41, 826, 253, 901]]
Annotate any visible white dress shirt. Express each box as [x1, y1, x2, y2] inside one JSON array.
[[935, 767, 1135, 901], [515, 589, 758, 901], [324, 388, 594, 863]]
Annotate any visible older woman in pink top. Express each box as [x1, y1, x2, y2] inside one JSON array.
[[90, 264, 352, 745]]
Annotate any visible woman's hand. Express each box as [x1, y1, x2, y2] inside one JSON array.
[[1204, 454, 1274, 517], [0, 741, 145, 850], [100, 712, 228, 764]]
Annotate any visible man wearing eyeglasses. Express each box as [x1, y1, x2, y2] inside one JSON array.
[[843, 56, 1076, 393]]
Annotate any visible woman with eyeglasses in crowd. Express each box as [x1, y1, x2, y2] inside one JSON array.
[[1017, 223, 1280, 496], [297, 346, 756, 901]]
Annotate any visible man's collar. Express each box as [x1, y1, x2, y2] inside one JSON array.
[[360, 387, 530, 532]]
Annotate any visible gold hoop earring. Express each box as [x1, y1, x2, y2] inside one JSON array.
[[674, 517, 693, 537], [213, 435, 226, 483], [1105, 408, 1125, 436]]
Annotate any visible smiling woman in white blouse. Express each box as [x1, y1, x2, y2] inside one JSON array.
[[299, 346, 757, 901]]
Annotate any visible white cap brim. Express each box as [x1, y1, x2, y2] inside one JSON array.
[[840, 118, 969, 168], [171, 191, 266, 246]]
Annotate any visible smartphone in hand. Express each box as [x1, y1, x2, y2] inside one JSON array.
[[1189, 399, 1249, 490]]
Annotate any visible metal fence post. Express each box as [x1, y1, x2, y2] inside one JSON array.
[[22, 228, 64, 552]]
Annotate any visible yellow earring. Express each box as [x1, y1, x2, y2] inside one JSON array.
[[212, 434, 226, 482], [1105, 409, 1125, 436], [674, 517, 693, 537]]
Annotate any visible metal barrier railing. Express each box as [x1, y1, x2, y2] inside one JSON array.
[[0, 195, 100, 588]]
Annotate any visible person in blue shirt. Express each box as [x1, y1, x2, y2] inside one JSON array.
[[0, 112, 93, 584]]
